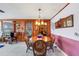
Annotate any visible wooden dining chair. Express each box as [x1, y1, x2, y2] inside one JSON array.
[[46, 35, 55, 52], [33, 40, 47, 56], [25, 35, 33, 53]]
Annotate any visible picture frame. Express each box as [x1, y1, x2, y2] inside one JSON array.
[[55, 15, 74, 29], [66, 15, 73, 27]]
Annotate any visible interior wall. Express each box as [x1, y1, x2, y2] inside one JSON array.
[[51, 3, 79, 56], [51, 3, 79, 41]]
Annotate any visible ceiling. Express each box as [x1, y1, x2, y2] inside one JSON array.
[[0, 3, 66, 19]]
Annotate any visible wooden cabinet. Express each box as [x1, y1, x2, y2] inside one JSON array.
[[32, 19, 51, 41], [1, 19, 51, 42], [13, 20, 33, 41], [14, 20, 26, 41]]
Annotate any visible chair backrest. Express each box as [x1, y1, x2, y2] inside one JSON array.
[[25, 35, 29, 44], [33, 40, 47, 56], [25, 35, 33, 48]]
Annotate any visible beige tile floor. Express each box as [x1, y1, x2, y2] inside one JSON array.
[[0, 42, 64, 56]]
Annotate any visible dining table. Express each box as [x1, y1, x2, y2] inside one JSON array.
[[25, 35, 55, 54]]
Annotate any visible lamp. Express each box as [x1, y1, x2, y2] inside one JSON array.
[[35, 8, 41, 26], [35, 8, 47, 26]]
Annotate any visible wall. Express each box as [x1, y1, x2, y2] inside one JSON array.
[[55, 35, 79, 56], [51, 3, 79, 56], [51, 3, 79, 41]]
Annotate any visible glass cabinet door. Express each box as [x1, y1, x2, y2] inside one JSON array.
[[26, 22, 32, 37]]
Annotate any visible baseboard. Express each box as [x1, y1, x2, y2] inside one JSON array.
[[55, 44, 68, 56]]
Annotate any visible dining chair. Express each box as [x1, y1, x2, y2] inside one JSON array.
[[46, 35, 55, 52], [33, 40, 47, 56], [25, 35, 33, 53], [46, 41, 54, 52]]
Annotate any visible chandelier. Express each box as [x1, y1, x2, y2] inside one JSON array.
[[35, 8, 47, 26]]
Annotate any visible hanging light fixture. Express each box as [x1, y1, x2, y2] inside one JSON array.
[[38, 8, 41, 19], [35, 8, 47, 25], [38, 8, 41, 26], [35, 8, 41, 26]]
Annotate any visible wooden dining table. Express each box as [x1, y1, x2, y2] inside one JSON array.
[[25, 35, 55, 53], [32, 36, 52, 43]]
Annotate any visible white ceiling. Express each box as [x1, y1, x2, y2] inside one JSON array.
[[0, 3, 66, 19]]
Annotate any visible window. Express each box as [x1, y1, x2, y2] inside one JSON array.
[[3, 21, 13, 36]]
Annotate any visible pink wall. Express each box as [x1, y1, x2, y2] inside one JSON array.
[[54, 35, 79, 56]]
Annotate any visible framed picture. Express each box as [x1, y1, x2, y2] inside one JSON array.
[[63, 20, 67, 27], [66, 15, 73, 27], [55, 15, 74, 29], [60, 18, 67, 28]]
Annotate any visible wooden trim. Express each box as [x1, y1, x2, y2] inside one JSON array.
[[0, 19, 50, 21], [51, 3, 70, 20]]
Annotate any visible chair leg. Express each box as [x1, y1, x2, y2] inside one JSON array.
[[26, 45, 31, 53], [26, 47, 29, 53], [52, 46, 54, 52], [50, 45, 54, 52], [26, 46, 30, 52]]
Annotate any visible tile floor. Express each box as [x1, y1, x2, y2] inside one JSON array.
[[0, 42, 64, 56]]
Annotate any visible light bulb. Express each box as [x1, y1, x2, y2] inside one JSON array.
[[41, 21, 44, 25], [44, 22, 47, 25], [35, 21, 38, 25], [38, 22, 40, 26]]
